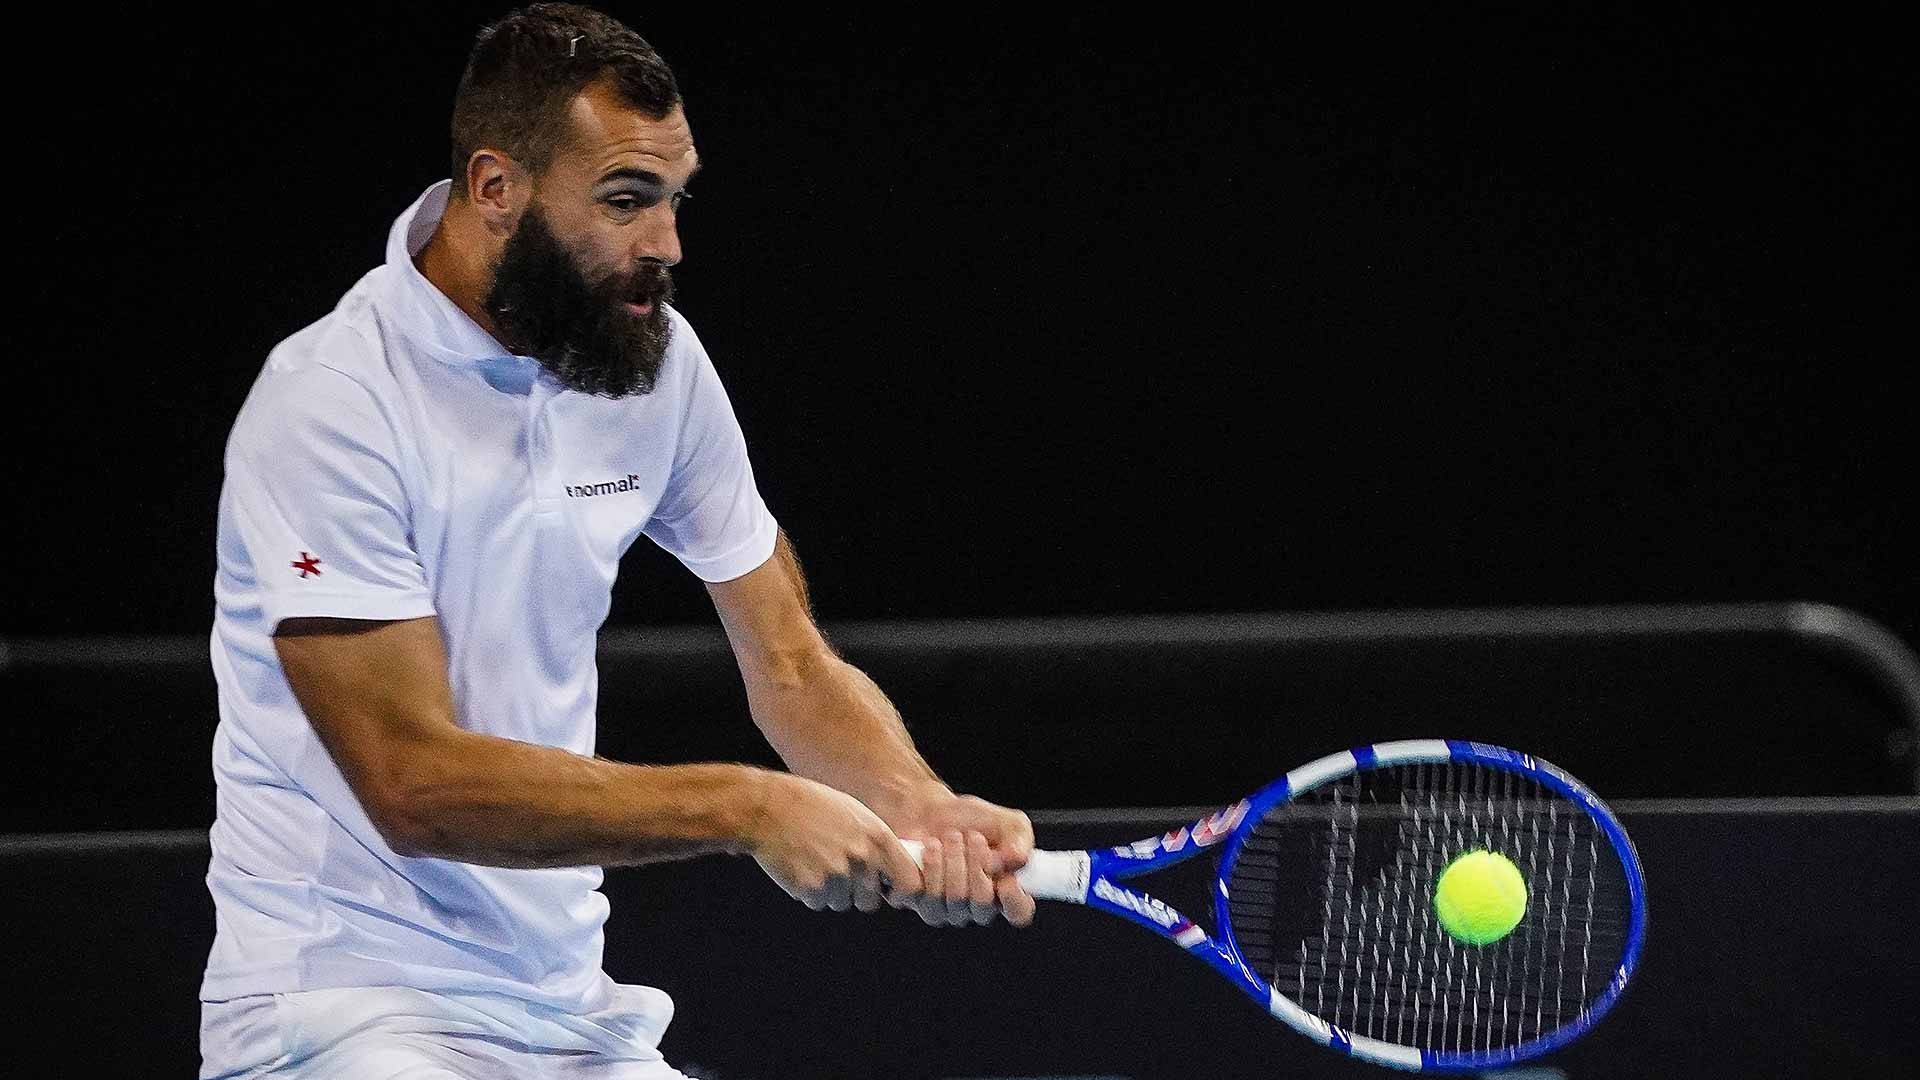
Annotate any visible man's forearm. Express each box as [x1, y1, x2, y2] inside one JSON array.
[[744, 645, 948, 814], [705, 532, 948, 821], [744, 651, 947, 819], [377, 732, 772, 868]]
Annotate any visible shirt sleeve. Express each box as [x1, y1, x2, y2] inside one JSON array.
[[641, 318, 779, 582], [222, 362, 437, 630]]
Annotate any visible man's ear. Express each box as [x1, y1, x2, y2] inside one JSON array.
[[463, 149, 530, 236]]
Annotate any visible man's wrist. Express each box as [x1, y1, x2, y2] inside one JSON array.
[[729, 765, 781, 857], [864, 774, 953, 829]]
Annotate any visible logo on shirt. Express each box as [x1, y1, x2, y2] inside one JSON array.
[[564, 473, 644, 499], [290, 552, 323, 578]]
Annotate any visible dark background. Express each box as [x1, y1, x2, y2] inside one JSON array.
[[7, 8, 1918, 1076], [12, 4, 1915, 645]]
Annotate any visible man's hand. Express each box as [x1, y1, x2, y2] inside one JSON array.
[[882, 786, 1037, 928], [746, 771, 925, 913]]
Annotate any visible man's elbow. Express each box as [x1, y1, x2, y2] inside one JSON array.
[[361, 783, 437, 858], [356, 762, 458, 859]]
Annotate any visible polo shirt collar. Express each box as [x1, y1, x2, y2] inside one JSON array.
[[384, 180, 522, 367]]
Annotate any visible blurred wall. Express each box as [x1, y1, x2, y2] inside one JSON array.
[[11, 7, 1916, 647]]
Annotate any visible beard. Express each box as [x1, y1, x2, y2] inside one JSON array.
[[482, 204, 675, 398]]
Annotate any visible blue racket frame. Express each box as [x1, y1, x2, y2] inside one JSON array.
[[1072, 739, 1648, 1072]]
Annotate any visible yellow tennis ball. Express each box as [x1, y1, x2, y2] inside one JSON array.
[[1433, 850, 1528, 945]]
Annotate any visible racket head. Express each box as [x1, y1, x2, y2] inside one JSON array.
[[1208, 740, 1647, 1072]]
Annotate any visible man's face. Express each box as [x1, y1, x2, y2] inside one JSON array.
[[484, 83, 697, 398]]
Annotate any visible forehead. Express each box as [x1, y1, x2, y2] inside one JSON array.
[[555, 78, 697, 182]]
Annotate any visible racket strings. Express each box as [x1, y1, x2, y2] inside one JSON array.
[[1224, 761, 1630, 1054]]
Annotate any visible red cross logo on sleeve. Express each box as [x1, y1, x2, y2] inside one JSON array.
[[291, 552, 323, 578]]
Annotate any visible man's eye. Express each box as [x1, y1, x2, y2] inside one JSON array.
[[607, 191, 689, 214]]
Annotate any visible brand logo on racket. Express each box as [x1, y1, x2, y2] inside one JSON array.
[[1091, 878, 1186, 929]]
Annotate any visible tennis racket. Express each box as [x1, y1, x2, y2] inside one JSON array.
[[904, 739, 1647, 1073]]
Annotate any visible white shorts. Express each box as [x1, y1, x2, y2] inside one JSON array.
[[200, 983, 692, 1080]]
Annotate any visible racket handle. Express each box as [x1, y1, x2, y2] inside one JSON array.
[[897, 839, 1091, 903]]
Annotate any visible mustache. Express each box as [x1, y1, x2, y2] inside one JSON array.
[[622, 264, 674, 305]]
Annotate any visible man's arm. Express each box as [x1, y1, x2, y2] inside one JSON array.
[[705, 530, 1038, 927], [273, 615, 922, 910]]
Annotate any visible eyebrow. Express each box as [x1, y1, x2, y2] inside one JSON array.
[[596, 159, 702, 188]]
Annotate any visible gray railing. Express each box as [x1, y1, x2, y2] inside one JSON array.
[[7, 794, 1919, 861], [6, 602, 1919, 801]]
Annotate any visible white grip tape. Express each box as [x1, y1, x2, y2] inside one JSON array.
[[897, 840, 1091, 904]]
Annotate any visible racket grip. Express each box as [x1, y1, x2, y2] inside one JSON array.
[[897, 839, 1091, 903]]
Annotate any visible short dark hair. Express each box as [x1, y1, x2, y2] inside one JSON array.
[[449, 4, 681, 199]]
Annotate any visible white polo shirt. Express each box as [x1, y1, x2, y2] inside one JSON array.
[[200, 180, 779, 1022]]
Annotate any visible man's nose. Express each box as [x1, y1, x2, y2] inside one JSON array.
[[633, 202, 682, 266]]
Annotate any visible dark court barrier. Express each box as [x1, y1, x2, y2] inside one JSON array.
[[4, 799, 1917, 1078], [5, 603, 1918, 833]]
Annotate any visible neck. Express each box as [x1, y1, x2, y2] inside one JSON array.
[[413, 203, 512, 348]]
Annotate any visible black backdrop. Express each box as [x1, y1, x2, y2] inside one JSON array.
[[12, 5, 1915, 648], [9, 11, 1920, 1076]]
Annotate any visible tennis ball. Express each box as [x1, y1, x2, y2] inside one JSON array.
[[1433, 849, 1527, 945]]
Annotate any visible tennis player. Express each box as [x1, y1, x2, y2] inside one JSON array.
[[199, 6, 1034, 1077]]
